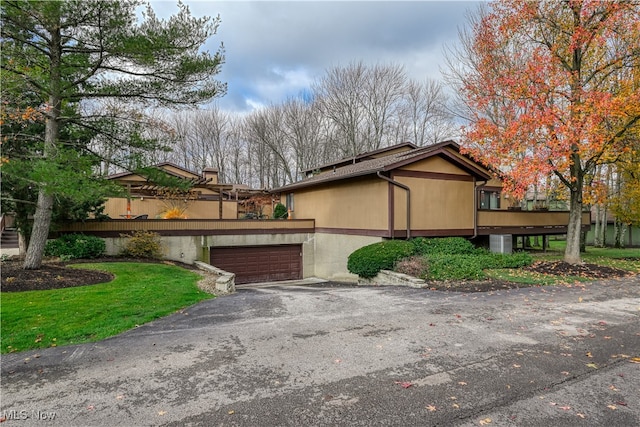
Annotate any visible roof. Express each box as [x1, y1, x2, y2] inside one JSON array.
[[299, 142, 418, 174], [272, 140, 492, 193], [107, 162, 234, 194], [106, 162, 201, 181]]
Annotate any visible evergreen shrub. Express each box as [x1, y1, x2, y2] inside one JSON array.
[[273, 203, 288, 219], [44, 234, 106, 259], [347, 240, 415, 278]]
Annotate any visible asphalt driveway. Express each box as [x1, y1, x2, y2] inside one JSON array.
[[2, 278, 639, 426]]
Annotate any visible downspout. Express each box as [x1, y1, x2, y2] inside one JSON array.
[[377, 171, 411, 240], [472, 179, 487, 239]]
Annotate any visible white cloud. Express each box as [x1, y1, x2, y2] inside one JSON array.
[[150, 1, 479, 112]]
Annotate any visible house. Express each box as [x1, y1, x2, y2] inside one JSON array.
[[103, 163, 239, 220], [61, 141, 590, 284], [272, 140, 590, 280]]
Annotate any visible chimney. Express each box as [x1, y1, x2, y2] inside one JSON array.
[[202, 167, 219, 184]]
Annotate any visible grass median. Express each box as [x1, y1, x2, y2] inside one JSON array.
[[1, 262, 213, 354]]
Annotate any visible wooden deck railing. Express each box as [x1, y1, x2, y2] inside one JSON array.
[[477, 210, 591, 234], [55, 219, 316, 237]]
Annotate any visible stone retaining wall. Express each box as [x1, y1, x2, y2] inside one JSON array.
[[357, 270, 426, 288]]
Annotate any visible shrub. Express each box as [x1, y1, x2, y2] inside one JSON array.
[[273, 203, 288, 219], [419, 252, 533, 281], [44, 234, 106, 259], [425, 254, 488, 280], [120, 231, 164, 259], [411, 237, 480, 256], [347, 240, 415, 278]]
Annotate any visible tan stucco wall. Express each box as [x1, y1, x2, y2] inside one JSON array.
[[103, 198, 237, 219], [399, 156, 469, 175], [313, 232, 383, 282], [392, 177, 475, 230], [289, 179, 389, 230], [104, 235, 202, 264]]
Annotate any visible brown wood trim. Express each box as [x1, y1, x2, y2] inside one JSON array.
[[477, 224, 591, 236], [391, 229, 474, 238], [477, 185, 502, 191], [53, 228, 315, 238], [388, 180, 394, 238], [315, 227, 390, 237], [392, 169, 475, 182]]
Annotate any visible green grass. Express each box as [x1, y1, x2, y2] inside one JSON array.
[[532, 240, 640, 272], [486, 241, 640, 285], [1, 262, 213, 354], [485, 269, 592, 286]]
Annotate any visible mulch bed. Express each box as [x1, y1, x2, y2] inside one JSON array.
[[523, 260, 633, 279], [0, 257, 635, 293], [0, 257, 198, 293]]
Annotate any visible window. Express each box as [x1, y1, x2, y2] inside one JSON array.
[[479, 190, 500, 210], [286, 193, 294, 212]]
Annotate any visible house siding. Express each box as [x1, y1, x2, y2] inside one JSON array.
[[103, 197, 238, 219], [289, 178, 389, 232], [388, 156, 476, 234]]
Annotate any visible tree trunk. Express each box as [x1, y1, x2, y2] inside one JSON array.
[[593, 204, 602, 247], [23, 191, 54, 269], [564, 185, 583, 264], [23, 11, 61, 269]]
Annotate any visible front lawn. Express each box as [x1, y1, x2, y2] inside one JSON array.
[[486, 242, 640, 285], [1, 262, 213, 354]]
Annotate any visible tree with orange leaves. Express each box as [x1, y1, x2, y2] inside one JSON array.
[[447, 0, 640, 263]]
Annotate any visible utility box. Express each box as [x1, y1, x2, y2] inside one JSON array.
[[490, 234, 513, 254]]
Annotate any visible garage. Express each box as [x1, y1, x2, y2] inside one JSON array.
[[210, 245, 302, 284]]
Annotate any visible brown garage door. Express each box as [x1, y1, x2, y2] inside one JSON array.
[[210, 245, 302, 284]]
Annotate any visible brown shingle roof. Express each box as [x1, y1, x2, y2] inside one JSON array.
[[299, 141, 418, 174], [272, 140, 492, 193]]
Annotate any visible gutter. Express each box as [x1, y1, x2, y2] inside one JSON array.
[[377, 171, 411, 240]]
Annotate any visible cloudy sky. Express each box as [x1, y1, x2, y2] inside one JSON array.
[[151, 1, 479, 113]]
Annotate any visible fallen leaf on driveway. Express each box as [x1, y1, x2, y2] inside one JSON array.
[[586, 363, 598, 369], [479, 418, 492, 425], [576, 413, 586, 419], [585, 352, 593, 358], [426, 404, 437, 412], [513, 364, 521, 368], [395, 381, 412, 389], [616, 401, 628, 406], [607, 405, 617, 410], [630, 357, 640, 364], [458, 381, 468, 386], [228, 410, 235, 415], [158, 411, 167, 416], [609, 385, 619, 391]]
